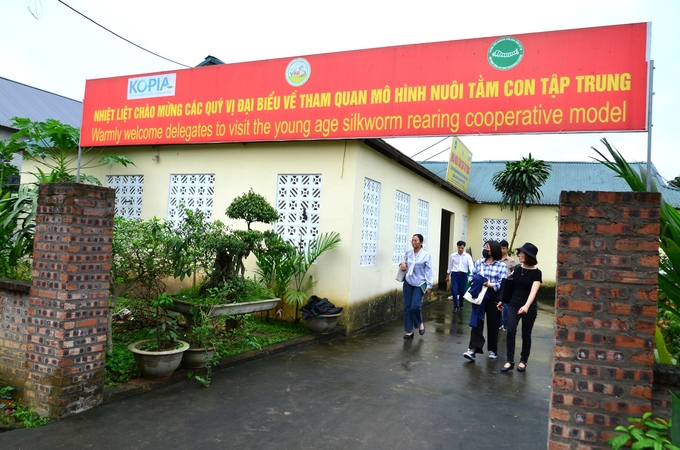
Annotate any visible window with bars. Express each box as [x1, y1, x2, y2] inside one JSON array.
[[481, 218, 508, 249], [275, 174, 322, 251], [392, 190, 410, 264], [106, 175, 144, 219], [361, 178, 381, 266], [417, 199, 429, 250], [461, 215, 468, 243], [167, 174, 215, 226]]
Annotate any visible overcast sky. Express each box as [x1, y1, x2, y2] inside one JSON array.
[[2, 0, 678, 182]]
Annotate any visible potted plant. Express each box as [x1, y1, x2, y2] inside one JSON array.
[[128, 292, 190, 378], [182, 307, 219, 369], [168, 191, 282, 322], [256, 231, 342, 324]]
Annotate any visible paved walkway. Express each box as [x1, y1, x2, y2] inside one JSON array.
[[2, 299, 554, 450]]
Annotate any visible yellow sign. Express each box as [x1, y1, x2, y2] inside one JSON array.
[[446, 137, 472, 192]]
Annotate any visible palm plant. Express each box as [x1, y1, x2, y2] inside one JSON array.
[[491, 153, 551, 250], [285, 232, 342, 321]]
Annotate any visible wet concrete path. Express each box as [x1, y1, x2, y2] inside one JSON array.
[[2, 299, 553, 449]]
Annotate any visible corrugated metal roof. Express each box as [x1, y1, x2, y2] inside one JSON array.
[[0, 76, 82, 130], [419, 160, 680, 208]]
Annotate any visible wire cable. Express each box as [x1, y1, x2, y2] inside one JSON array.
[[409, 137, 450, 159], [57, 0, 191, 68]]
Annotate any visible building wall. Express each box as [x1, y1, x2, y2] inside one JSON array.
[[22, 140, 470, 332], [467, 203, 559, 283]]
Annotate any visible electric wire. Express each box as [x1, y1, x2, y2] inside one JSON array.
[[409, 137, 450, 159], [56, 0, 191, 68]]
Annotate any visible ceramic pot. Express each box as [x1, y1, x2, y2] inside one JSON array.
[[128, 340, 190, 378], [182, 347, 216, 369], [303, 313, 341, 334]]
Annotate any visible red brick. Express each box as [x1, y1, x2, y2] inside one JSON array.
[[553, 376, 575, 390], [614, 239, 659, 251], [607, 271, 658, 285], [561, 222, 583, 232], [613, 336, 651, 349], [557, 284, 576, 296], [637, 255, 659, 268], [556, 315, 580, 327], [555, 346, 573, 358], [637, 222, 660, 236], [637, 288, 658, 302], [607, 303, 631, 315], [551, 408, 571, 421], [630, 385, 652, 399], [548, 440, 571, 450], [595, 223, 634, 234], [576, 206, 606, 218], [635, 320, 655, 334], [630, 353, 654, 366], [602, 401, 651, 415]]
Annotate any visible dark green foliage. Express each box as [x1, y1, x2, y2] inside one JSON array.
[[5, 117, 133, 185], [491, 153, 551, 250], [608, 412, 679, 450], [226, 189, 278, 230]]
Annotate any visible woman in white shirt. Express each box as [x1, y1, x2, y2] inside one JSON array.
[[398, 234, 434, 339]]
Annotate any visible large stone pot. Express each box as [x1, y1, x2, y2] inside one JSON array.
[[303, 313, 341, 334], [128, 340, 190, 378], [168, 298, 280, 326]]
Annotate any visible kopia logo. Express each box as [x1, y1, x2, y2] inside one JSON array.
[[487, 37, 524, 70], [127, 73, 177, 100], [285, 58, 311, 87]]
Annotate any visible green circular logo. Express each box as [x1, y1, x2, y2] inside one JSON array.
[[487, 37, 524, 70]]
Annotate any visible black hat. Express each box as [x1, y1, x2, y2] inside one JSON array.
[[516, 242, 538, 259]]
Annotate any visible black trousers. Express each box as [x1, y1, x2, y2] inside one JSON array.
[[469, 290, 501, 354], [505, 302, 538, 363]]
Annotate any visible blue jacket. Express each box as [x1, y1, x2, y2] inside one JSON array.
[[467, 274, 489, 326]]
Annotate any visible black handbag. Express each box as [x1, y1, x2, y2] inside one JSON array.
[[499, 278, 515, 304]]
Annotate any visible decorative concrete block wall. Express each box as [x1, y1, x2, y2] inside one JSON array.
[[22, 183, 114, 418], [549, 191, 660, 450]]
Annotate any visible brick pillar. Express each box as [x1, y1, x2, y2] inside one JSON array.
[[549, 191, 660, 450], [24, 183, 115, 418]]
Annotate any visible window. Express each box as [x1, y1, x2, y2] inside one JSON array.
[[361, 178, 381, 266], [106, 175, 144, 219], [481, 218, 508, 249], [417, 199, 429, 250], [392, 190, 410, 264], [167, 174, 215, 226], [275, 174, 322, 250]]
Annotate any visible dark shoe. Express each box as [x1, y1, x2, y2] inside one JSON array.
[[403, 333, 414, 339], [517, 361, 527, 372], [500, 362, 515, 373], [419, 327, 425, 336], [453, 307, 459, 313]]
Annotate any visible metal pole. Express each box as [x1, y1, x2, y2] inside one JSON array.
[[76, 145, 82, 183], [646, 60, 654, 191]]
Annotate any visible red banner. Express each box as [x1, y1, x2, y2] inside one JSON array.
[[81, 23, 649, 147]]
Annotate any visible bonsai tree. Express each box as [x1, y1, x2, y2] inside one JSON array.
[[491, 153, 551, 251], [198, 189, 279, 293]]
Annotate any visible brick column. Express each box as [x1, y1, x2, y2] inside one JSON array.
[[24, 183, 115, 418], [549, 191, 660, 450]]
